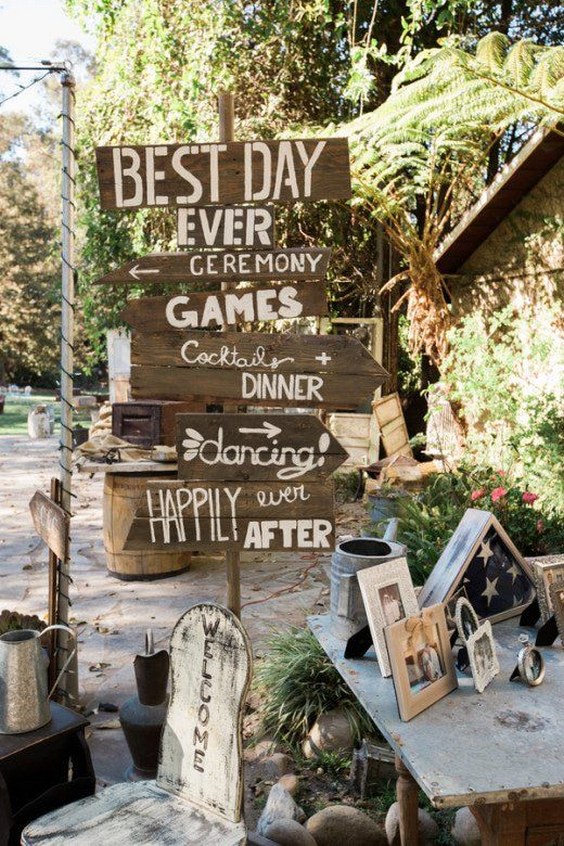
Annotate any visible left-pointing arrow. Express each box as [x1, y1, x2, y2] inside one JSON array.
[[128, 264, 160, 281]]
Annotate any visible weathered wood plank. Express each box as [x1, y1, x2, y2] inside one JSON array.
[[95, 139, 351, 209], [131, 365, 384, 409], [176, 413, 349, 481], [124, 479, 335, 552], [121, 282, 328, 332], [29, 490, 69, 562], [177, 205, 275, 248], [95, 248, 331, 285]]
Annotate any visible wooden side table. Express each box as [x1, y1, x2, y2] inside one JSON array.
[[0, 702, 95, 846]]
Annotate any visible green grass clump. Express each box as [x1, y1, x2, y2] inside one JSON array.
[[254, 626, 373, 749]]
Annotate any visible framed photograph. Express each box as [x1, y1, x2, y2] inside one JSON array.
[[466, 620, 499, 693], [357, 557, 419, 678], [418, 509, 535, 624], [531, 560, 564, 624], [548, 582, 564, 644], [455, 597, 480, 643], [384, 604, 458, 721], [517, 645, 545, 686]]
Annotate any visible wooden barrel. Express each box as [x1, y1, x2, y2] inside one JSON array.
[[103, 473, 191, 580]]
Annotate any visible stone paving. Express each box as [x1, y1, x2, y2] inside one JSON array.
[[0, 434, 363, 787]]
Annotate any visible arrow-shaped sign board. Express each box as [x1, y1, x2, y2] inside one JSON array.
[[121, 282, 328, 332], [96, 138, 351, 209], [95, 248, 331, 286], [124, 479, 335, 552], [176, 414, 349, 482], [130, 331, 389, 409]]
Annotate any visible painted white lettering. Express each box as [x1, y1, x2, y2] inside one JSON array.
[[245, 141, 272, 201], [273, 140, 299, 199], [166, 295, 197, 329], [171, 146, 203, 204], [114, 148, 143, 207], [295, 140, 327, 197], [278, 286, 302, 319]]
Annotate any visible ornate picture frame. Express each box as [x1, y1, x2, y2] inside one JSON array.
[[384, 603, 458, 721], [549, 582, 564, 644], [455, 597, 480, 642], [357, 557, 419, 678], [531, 560, 564, 624], [466, 620, 499, 693]]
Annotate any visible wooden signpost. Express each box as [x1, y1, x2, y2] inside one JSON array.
[[95, 138, 351, 209], [29, 489, 69, 564], [121, 282, 328, 331], [176, 413, 349, 482], [94, 248, 331, 285], [177, 205, 275, 248], [130, 331, 388, 408]]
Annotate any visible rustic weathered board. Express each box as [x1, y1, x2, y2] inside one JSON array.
[[176, 413, 349, 482], [29, 490, 69, 562], [372, 393, 412, 458], [177, 205, 275, 248], [121, 282, 328, 332], [95, 139, 351, 209], [124, 479, 335, 551], [95, 248, 331, 285]]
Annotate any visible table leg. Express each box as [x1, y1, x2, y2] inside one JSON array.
[[395, 754, 419, 845]]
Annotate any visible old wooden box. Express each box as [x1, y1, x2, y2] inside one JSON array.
[[112, 401, 204, 447]]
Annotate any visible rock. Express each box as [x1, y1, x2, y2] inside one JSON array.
[[302, 710, 354, 759], [451, 807, 481, 846], [306, 805, 386, 846], [265, 819, 318, 846], [261, 752, 295, 779], [257, 784, 306, 836], [385, 802, 438, 844], [278, 774, 299, 796]]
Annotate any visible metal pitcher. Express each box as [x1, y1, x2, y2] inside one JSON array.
[[0, 624, 76, 734]]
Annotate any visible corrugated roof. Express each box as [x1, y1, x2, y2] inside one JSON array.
[[434, 126, 564, 274]]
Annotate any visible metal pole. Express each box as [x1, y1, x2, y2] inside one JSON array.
[[218, 91, 241, 619], [57, 70, 78, 702]]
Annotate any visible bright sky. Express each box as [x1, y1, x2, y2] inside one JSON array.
[[0, 0, 95, 112]]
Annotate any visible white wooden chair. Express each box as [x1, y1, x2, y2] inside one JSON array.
[[21, 603, 252, 846]]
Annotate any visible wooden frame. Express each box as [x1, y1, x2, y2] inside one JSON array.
[[418, 509, 535, 623], [357, 557, 419, 678], [466, 620, 499, 693], [384, 604, 458, 721], [531, 560, 564, 624], [549, 582, 564, 644]]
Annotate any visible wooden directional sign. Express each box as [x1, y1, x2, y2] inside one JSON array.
[[29, 490, 69, 562], [176, 414, 349, 482], [124, 478, 335, 552], [130, 331, 389, 409], [177, 205, 275, 248], [95, 248, 331, 286], [96, 139, 351, 209], [121, 282, 328, 332]]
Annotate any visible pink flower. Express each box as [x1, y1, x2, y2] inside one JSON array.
[[522, 491, 539, 505], [496, 470, 506, 477], [471, 489, 486, 501], [491, 487, 508, 502]]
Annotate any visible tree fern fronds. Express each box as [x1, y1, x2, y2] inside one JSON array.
[[475, 31, 510, 71], [504, 40, 542, 89]]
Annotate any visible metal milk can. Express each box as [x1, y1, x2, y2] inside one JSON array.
[[0, 624, 76, 734]]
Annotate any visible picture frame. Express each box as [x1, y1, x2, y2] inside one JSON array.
[[418, 509, 535, 624], [517, 644, 545, 686], [531, 560, 564, 624], [548, 582, 564, 644], [384, 603, 458, 721], [455, 597, 480, 643], [466, 620, 499, 693], [357, 557, 419, 678]]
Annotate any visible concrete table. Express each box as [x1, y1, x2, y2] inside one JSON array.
[[309, 615, 564, 845]]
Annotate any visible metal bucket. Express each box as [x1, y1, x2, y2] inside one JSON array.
[[330, 531, 406, 640]]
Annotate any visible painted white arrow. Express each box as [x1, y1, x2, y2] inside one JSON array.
[[239, 421, 282, 440], [128, 264, 161, 281]]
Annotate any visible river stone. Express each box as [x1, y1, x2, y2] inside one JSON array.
[[385, 802, 438, 844], [265, 819, 318, 846], [451, 807, 481, 845], [302, 710, 354, 759], [257, 783, 306, 836], [278, 774, 300, 796], [305, 805, 386, 845], [261, 752, 295, 779]]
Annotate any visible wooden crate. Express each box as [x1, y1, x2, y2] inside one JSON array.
[[327, 412, 379, 465], [112, 400, 205, 447]]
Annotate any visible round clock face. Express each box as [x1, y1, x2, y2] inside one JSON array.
[[518, 645, 545, 686]]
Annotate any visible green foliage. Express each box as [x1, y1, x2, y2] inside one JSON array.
[[254, 626, 373, 748], [443, 307, 564, 512], [396, 467, 564, 583]]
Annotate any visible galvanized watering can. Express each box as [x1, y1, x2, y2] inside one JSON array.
[[0, 624, 76, 734], [330, 520, 407, 640]]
